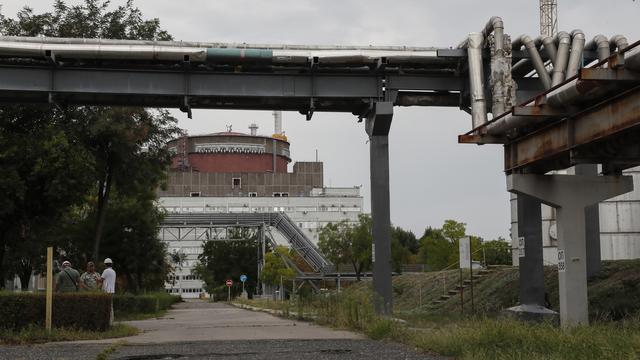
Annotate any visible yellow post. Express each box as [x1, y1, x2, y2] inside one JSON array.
[[45, 247, 53, 332]]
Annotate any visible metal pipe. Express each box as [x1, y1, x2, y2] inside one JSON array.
[[540, 36, 557, 67], [512, 36, 554, 78], [0, 37, 441, 65], [467, 32, 488, 128], [486, 114, 531, 135], [513, 35, 552, 89], [609, 35, 629, 52], [586, 35, 611, 62], [547, 46, 640, 107], [566, 30, 586, 78], [482, 16, 505, 51], [551, 31, 571, 86]]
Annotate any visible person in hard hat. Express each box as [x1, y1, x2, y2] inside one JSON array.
[[55, 260, 80, 293], [100, 258, 116, 294], [101, 258, 116, 325]]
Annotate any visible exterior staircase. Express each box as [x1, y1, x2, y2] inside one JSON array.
[[430, 268, 494, 306]]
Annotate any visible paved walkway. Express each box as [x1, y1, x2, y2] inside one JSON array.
[[0, 300, 444, 359], [98, 300, 362, 343]]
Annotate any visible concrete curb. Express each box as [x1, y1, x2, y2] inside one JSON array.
[[230, 302, 317, 321]]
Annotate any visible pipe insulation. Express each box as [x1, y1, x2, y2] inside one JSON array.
[[566, 30, 586, 78], [552, 32, 571, 86], [586, 35, 611, 62], [489, 32, 514, 116], [610, 35, 629, 52], [513, 35, 552, 89], [467, 32, 488, 128], [0, 38, 442, 65]]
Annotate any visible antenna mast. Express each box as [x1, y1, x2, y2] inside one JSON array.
[[540, 0, 558, 37]]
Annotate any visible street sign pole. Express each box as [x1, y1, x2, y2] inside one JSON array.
[[225, 279, 233, 302]]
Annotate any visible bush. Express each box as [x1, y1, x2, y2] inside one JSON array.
[[0, 292, 111, 331], [113, 292, 180, 316]]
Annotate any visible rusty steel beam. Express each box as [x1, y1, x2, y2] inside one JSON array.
[[504, 86, 640, 172]]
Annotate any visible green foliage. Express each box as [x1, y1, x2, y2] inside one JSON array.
[[418, 227, 453, 270], [318, 214, 372, 280], [0, 1, 178, 291], [0, 292, 111, 331], [391, 226, 419, 254], [261, 246, 296, 286], [481, 238, 512, 266], [411, 317, 640, 360], [193, 228, 259, 296], [0, 324, 137, 345], [113, 292, 179, 317]]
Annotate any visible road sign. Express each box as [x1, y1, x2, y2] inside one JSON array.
[[240, 275, 247, 283], [225, 279, 233, 287], [459, 236, 471, 269]]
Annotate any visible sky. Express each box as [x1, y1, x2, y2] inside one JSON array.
[[2, 0, 639, 240]]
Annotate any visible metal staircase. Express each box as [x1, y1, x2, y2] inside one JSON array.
[[161, 212, 332, 273]]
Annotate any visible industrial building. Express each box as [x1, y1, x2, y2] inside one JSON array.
[[510, 167, 640, 266], [158, 113, 363, 298]]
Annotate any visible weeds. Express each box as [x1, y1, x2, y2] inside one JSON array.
[[0, 324, 138, 345]]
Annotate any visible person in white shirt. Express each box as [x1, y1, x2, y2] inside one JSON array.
[[101, 258, 116, 325], [101, 258, 116, 293]]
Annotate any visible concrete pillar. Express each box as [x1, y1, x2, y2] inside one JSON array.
[[507, 174, 633, 326], [365, 102, 393, 316], [516, 194, 546, 306], [574, 164, 602, 278]]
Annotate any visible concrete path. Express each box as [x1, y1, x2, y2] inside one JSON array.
[[110, 300, 362, 343], [0, 300, 444, 359]]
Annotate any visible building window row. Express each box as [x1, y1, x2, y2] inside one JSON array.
[[166, 288, 203, 294], [167, 274, 201, 281], [163, 205, 361, 214]]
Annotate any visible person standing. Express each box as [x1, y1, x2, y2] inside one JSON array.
[[101, 258, 116, 325], [80, 262, 102, 291], [55, 260, 80, 293]]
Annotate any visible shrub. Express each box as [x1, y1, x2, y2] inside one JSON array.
[[0, 292, 111, 331], [113, 292, 180, 316]]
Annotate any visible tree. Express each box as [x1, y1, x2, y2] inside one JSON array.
[[0, 106, 93, 289], [481, 238, 512, 266], [390, 226, 418, 273], [260, 246, 296, 286], [418, 227, 453, 271], [193, 228, 259, 297], [318, 214, 372, 281], [0, 0, 179, 288]]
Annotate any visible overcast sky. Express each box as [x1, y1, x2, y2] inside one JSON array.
[[3, 0, 639, 240]]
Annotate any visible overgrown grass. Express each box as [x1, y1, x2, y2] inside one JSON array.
[[0, 324, 138, 345], [242, 290, 640, 359], [410, 317, 640, 360]]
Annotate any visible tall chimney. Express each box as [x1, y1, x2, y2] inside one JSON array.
[[249, 123, 258, 136], [273, 111, 282, 135]]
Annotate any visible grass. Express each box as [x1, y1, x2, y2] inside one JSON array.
[[240, 260, 640, 359], [0, 324, 139, 345]]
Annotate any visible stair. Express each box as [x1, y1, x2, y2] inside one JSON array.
[[430, 268, 495, 306]]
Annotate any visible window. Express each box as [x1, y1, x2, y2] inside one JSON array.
[[281, 192, 289, 197], [232, 177, 241, 188], [249, 192, 258, 197], [272, 192, 289, 197], [190, 192, 201, 197], [272, 192, 281, 197]]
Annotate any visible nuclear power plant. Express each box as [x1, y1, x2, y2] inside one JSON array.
[[157, 113, 363, 297]]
